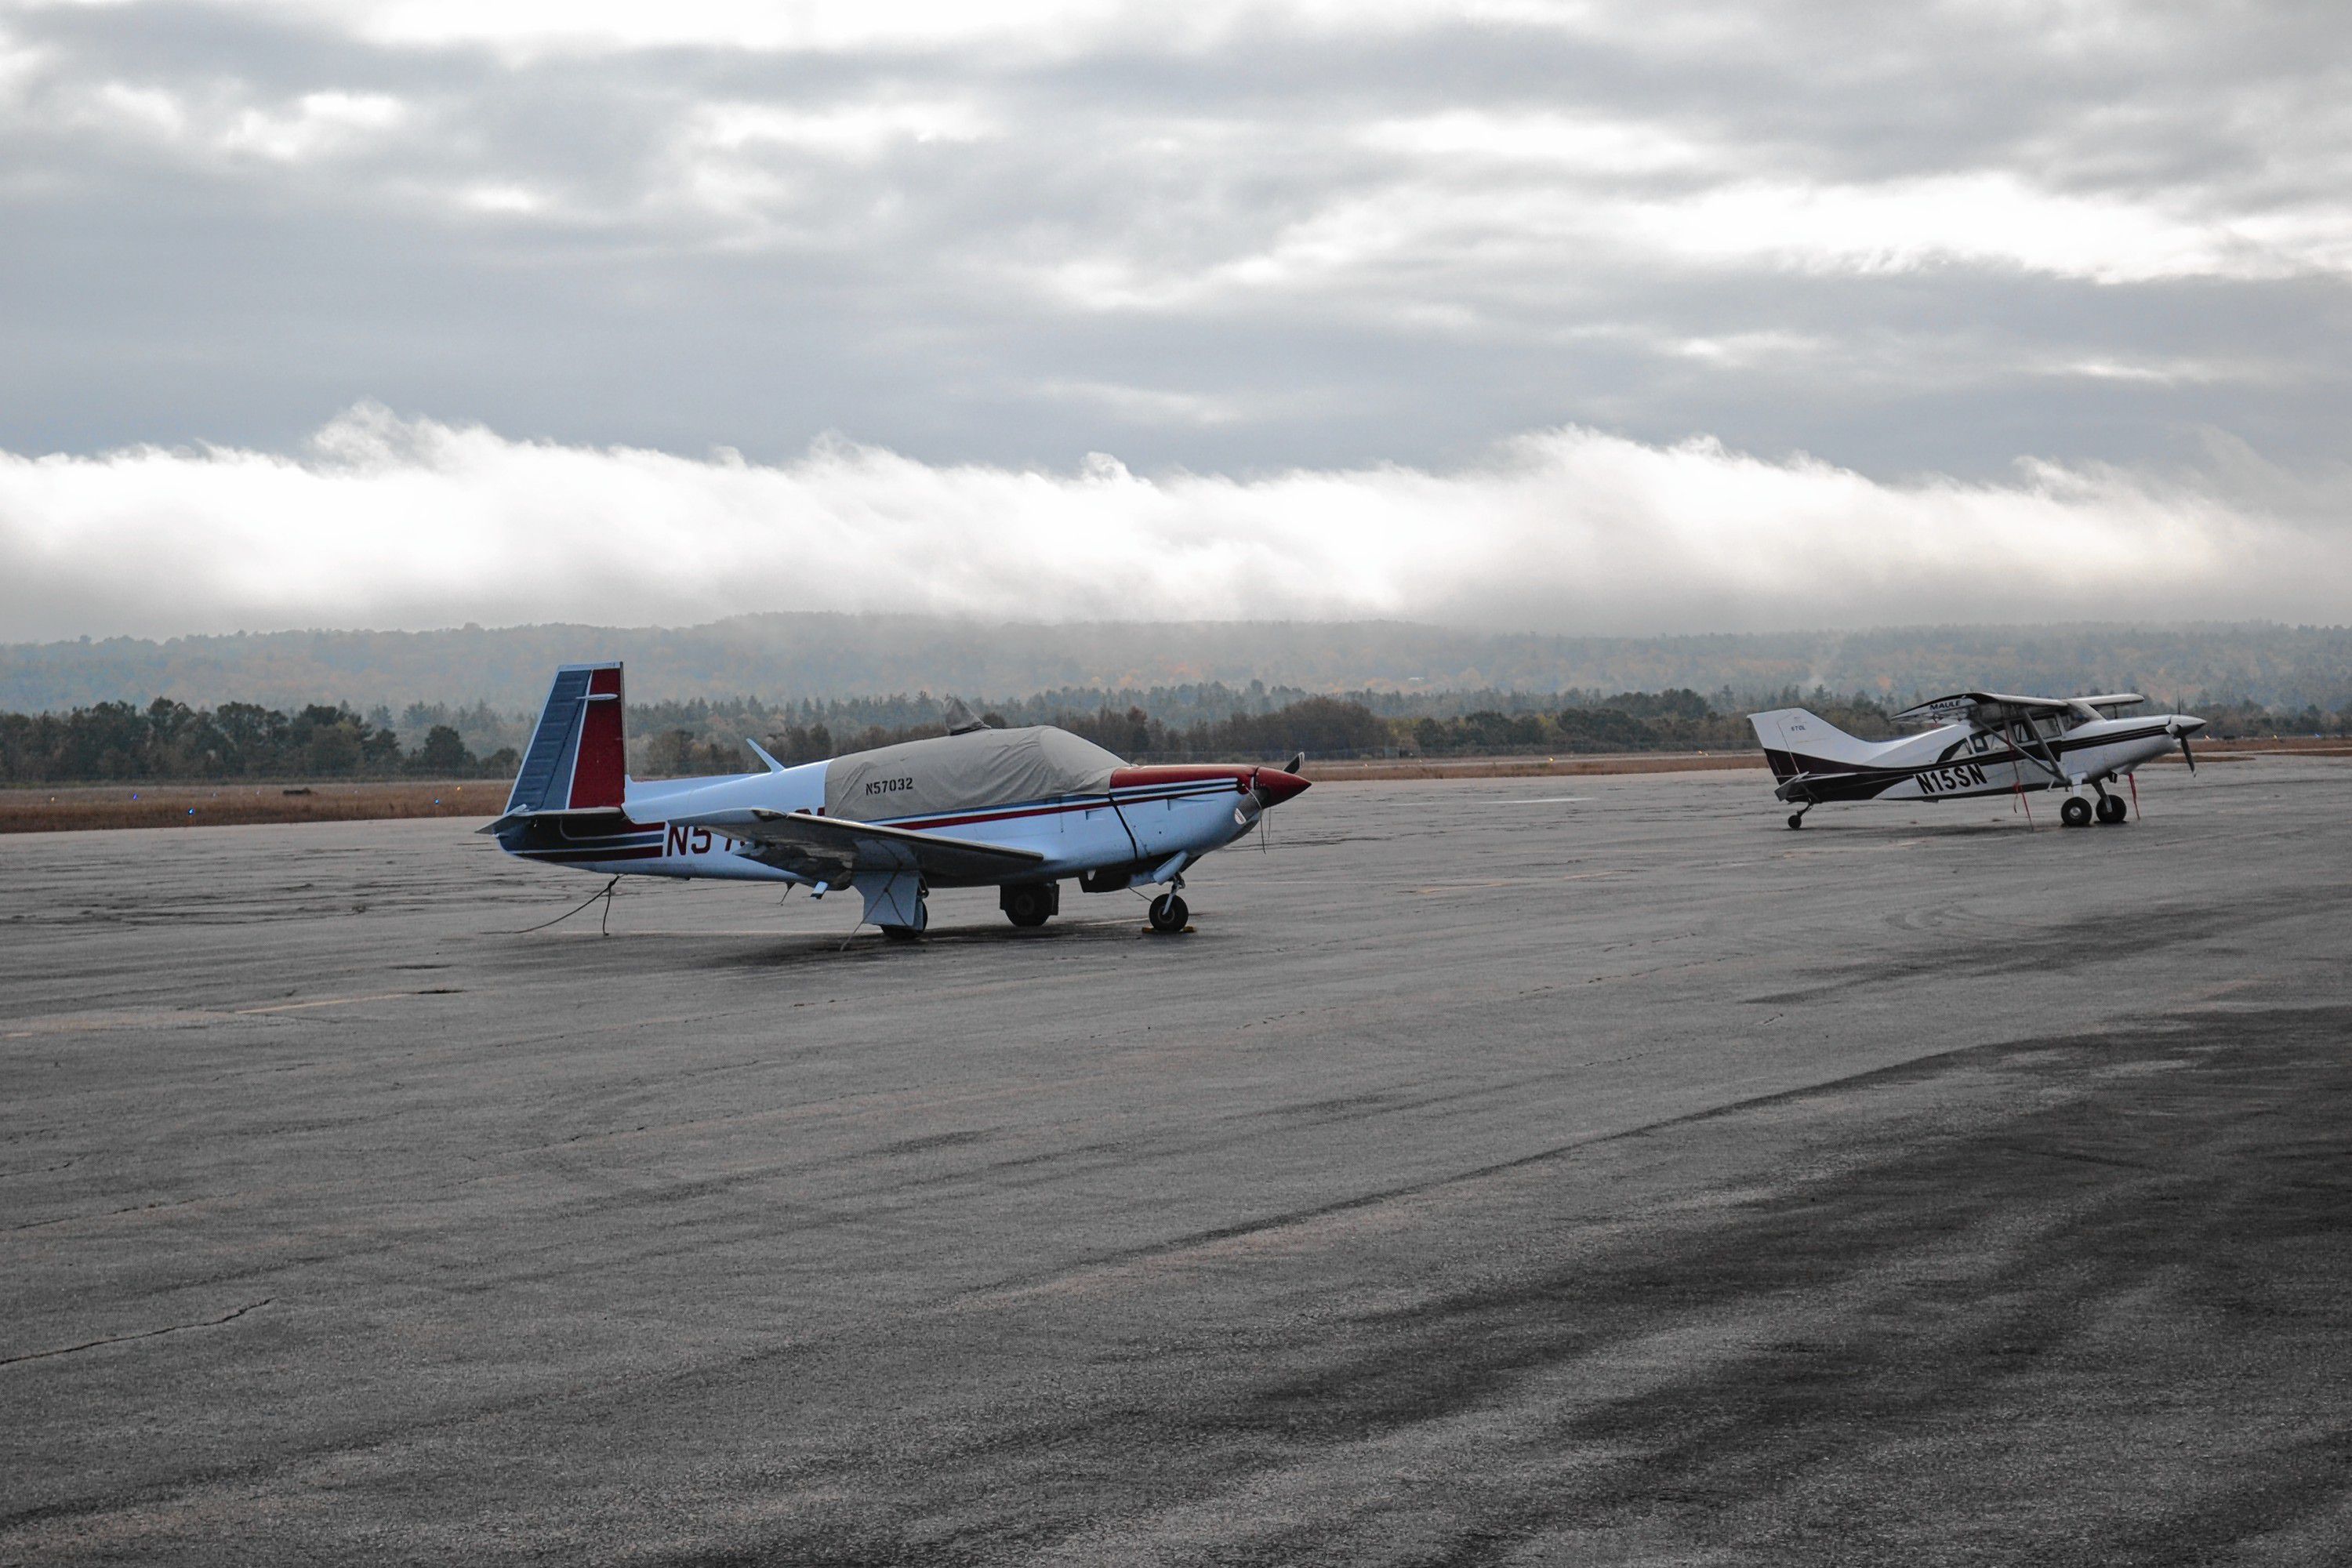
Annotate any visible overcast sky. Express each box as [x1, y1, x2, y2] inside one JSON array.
[[2, 0, 2348, 639]]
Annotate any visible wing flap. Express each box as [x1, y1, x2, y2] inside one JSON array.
[[666, 808, 1045, 884]]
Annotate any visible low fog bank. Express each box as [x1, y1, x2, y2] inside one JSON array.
[[5, 408, 2348, 649]]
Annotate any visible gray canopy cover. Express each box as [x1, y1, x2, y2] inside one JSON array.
[[822, 726, 1123, 822]]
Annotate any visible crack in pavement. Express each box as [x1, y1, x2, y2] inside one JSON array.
[[0, 1299, 274, 1369]]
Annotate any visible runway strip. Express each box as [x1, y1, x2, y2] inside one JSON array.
[[4, 760, 2348, 1563]]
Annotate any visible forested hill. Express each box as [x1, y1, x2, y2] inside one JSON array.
[[4, 615, 2350, 715]]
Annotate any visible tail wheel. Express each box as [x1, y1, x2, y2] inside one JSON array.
[[1148, 893, 1189, 934], [2060, 796, 2093, 828], [1787, 812, 1806, 830]]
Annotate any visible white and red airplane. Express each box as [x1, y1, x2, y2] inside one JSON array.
[[1751, 691, 2206, 829], [482, 662, 1310, 936]]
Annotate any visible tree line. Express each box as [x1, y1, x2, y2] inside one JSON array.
[[6, 688, 2346, 786], [0, 699, 517, 785]]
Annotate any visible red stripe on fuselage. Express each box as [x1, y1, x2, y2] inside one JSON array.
[[1109, 765, 1251, 791]]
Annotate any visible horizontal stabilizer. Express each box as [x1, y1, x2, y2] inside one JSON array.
[[1771, 771, 1828, 803], [477, 805, 637, 836]]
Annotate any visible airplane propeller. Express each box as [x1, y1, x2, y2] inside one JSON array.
[[1242, 754, 1310, 849], [2165, 717, 2198, 773], [1243, 753, 1308, 812]]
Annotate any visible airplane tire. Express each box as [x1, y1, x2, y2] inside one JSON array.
[[880, 924, 924, 942], [2096, 794, 2128, 824], [1149, 893, 1189, 933], [1787, 813, 1806, 830], [1004, 884, 1054, 927], [2060, 797, 2093, 828]]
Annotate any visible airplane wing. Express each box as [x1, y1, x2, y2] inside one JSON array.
[[2078, 692, 2147, 717], [665, 808, 1046, 885], [1893, 691, 2078, 728]]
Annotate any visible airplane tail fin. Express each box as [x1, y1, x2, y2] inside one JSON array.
[[504, 662, 627, 815], [1747, 708, 1879, 783]]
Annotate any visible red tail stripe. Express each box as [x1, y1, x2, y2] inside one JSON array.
[[568, 666, 627, 809]]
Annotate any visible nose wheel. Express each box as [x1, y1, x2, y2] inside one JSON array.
[[1148, 892, 1189, 933]]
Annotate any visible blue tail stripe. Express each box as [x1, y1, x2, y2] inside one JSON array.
[[506, 667, 591, 813]]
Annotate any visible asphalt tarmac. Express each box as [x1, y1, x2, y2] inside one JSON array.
[[5, 760, 2350, 1565]]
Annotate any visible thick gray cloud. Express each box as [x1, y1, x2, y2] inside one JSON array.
[[0, 0, 2348, 636]]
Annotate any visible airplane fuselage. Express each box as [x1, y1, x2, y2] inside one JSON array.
[[489, 663, 1308, 934], [498, 760, 1274, 887], [1759, 713, 2198, 806]]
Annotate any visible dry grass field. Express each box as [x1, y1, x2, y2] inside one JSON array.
[[0, 780, 489, 833], [0, 736, 2336, 833]]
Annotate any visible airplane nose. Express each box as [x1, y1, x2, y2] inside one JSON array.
[[1254, 768, 1311, 805]]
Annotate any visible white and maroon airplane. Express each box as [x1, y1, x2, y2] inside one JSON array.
[[1751, 691, 2205, 829], [482, 662, 1309, 937]]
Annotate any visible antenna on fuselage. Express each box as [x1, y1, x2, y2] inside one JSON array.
[[744, 736, 788, 774]]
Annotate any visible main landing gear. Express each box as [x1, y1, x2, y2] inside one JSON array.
[[2061, 787, 2131, 828], [1001, 881, 1060, 928], [1148, 891, 1190, 934], [874, 880, 931, 939]]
